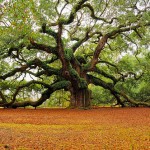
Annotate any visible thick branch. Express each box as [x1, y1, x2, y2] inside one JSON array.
[[0, 58, 60, 80], [31, 58, 61, 76], [10, 80, 71, 108], [11, 89, 51, 108], [88, 74, 114, 91], [0, 65, 28, 80], [29, 39, 57, 55], [119, 92, 150, 107], [94, 67, 118, 84], [98, 60, 119, 72], [86, 21, 150, 71], [88, 74, 125, 106], [0, 80, 51, 107], [57, 24, 69, 72], [88, 35, 108, 70]]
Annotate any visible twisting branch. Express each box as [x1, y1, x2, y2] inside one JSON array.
[[0, 58, 61, 80], [98, 60, 144, 82], [89, 35, 109, 70], [55, 0, 60, 16], [82, 3, 118, 24], [86, 19, 150, 71], [28, 38, 58, 55], [118, 71, 144, 82], [11, 80, 51, 105], [59, 0, 69, 16], [87, 74, 125, 106], [59, 0, 88, 25], [107, 21, 150, 38], [72, 29, 90, 52], [4, 80, 71, 108], [57, 23, 69, 72], [72, 31, 103, 52], [119, 92, 150, 107], [0, 65, 29, 80], [64, 11, 84, 40], [88, 74, 114, 91], [41, 23, 58, 39], [10, 88, 52, 108], [94, 67, 118, 84]]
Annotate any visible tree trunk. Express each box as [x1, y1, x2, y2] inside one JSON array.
[[69, 88, 91, 109]]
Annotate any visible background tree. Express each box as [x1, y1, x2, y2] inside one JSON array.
[[0, 0, 150, 108]]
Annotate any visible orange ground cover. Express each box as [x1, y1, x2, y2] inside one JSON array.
[[0, 107, 149, 150]]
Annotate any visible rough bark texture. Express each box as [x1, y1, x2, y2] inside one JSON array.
[[69, 88, 91, 108]]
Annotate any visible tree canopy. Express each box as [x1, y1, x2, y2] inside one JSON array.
[[0, 0, 150, 108]]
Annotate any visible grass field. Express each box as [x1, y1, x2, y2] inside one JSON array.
[[0, 108, 149, 150]]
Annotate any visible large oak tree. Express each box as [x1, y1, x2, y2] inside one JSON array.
[[0, 0, 150, 108]]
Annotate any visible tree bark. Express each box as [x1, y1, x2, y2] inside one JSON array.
[[69, 88, 91, 109]]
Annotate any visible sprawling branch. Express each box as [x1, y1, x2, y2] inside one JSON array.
[[88, 74, 114, 90], [72, 31, 102, 52], [31, 58, 61, 76], [88, 74, 150, 107], [89, 35, 109, 70], [0, 65, 28, 80], [1, 80, 51, 107], [59, 0, 88, 25], [97, 61, 144, 82], [98, 60, 119, 72], [8, 80, 70, 108], [107, 22, 150, 38], [82, 3, 117, 24], [9, 88, 52, 108], [29, 39, 58, 55], [41, 23, 58, 39], [88, 74, 125, 106], [119, 92, 150, 107], [57, 24, 69, 72], [94, 67, 118, 84], [86, 20, 150, 71], [0, 58, 61, 80]]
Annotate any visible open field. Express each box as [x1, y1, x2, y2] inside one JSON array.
[[0, 108, 150, 150]]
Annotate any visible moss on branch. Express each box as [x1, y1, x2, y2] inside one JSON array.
[[94, 67, 118, 84], [69, 65, 80, 79], [64, 48, 74, 61], [41, 23, 58, 39], [78, 78, 88, 89], [75, 55, 87, 64], [28, 39, 58, 55]]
